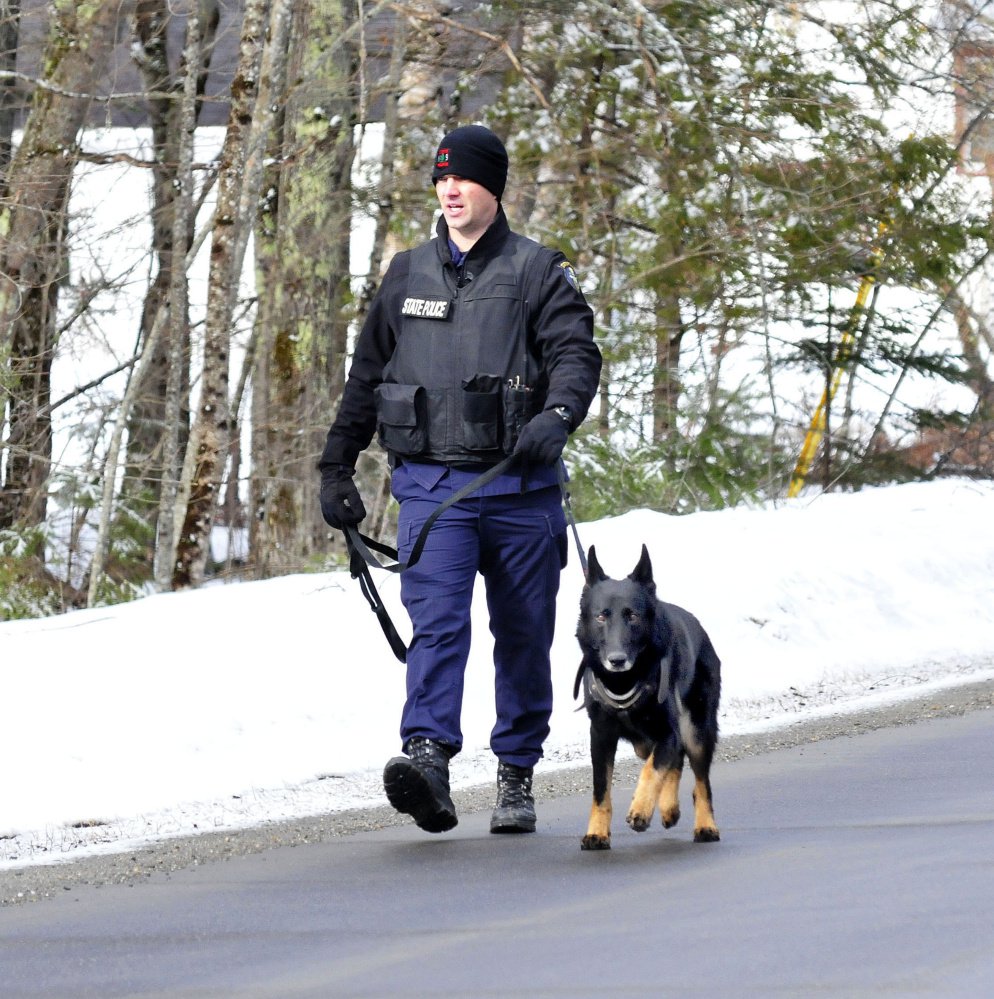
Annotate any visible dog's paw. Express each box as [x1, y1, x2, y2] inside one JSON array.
[[693, 826, 720, 843], [581, 834, 611, 851], [626, 811, 652, 833], [660, 806, 681, 829]]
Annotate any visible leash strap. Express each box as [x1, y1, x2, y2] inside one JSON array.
[[344, 454, 518, 575], [343, 455, 517, 664], [346, 455, 588, 664], [347, 539, 409, 663], [557, 460, 588, 577]]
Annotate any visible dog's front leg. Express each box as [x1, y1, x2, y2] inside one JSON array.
[[628, 735, 682, 832], [581, 722, 617, 851], [657, 758, 683, 829], [626, 751, 664, 832]]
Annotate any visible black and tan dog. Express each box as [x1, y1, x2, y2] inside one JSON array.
[[574, 544, 721, 850]]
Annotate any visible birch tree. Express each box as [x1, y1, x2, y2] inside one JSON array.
[[0, 1, 126, 530], [87, 1, 209, 604], [0, 1, 19, 191], [122, 0, 220, 523], [172, 0, 273, 588]]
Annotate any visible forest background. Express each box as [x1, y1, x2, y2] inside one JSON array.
[[2, 0, 994, 618]]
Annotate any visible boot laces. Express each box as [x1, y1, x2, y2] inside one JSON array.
[[405, 737, 452, 783], [497, 762, 533, 807], [407, 737, 451, 765]]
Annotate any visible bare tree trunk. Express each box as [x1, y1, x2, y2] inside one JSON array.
[[88, 202, 218, 604], [124, 0, 219, 523], [247, 1, 290, 575], [0, 0, 20, 193], [152, 1, 207, 589], [653, 296, 685, 444], [355, 10, 405, 324], [352, 9, 406, 545], [172, 0, 273, 588], [249, 0, 357, 578], [88, 297, 169, 605], [0, 1, 124, 529], [946, 286, 994, 420], [246, 19, 290, 578]]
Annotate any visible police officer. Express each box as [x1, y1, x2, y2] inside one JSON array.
[[319, 124, 601, 834]]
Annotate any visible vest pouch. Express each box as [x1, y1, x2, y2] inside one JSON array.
[[461, 374, 503, 452], [501, 381, 535, 455], [375, 383, 428, 456]]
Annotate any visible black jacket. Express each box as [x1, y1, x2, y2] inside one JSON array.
[[321, 209, 601, 470]]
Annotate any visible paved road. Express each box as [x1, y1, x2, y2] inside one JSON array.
[[3, 704, 994, 998]]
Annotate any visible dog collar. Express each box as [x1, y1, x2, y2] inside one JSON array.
[[586, 671, 654, 712]]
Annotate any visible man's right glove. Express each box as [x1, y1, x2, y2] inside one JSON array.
[[513, 408, 570, 465], [320, 465, 367, 529]]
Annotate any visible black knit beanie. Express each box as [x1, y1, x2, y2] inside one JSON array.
[[431, 124, 508, 200]]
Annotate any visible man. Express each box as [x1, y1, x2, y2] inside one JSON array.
[[319, 124, 601, 834]]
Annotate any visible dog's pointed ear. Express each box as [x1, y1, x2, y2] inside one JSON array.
[[586, 546, 607, 584], [630, 544, 655, 591]]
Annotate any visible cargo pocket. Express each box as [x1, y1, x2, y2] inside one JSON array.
[[461, 374, 502, 452], [375, 383, 427, 456]]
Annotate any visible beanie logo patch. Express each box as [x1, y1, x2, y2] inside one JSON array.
[[559, 260, 580, 292], [436, 148, 450, 169]]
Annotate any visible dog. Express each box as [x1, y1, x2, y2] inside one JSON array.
[[574, 544, 721, 850]]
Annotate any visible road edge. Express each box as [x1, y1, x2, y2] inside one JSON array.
[[3, 676, 993, 906]]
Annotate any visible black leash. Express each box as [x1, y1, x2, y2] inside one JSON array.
[[557, 460, 588, 578], [343, 456, 517, 664], [348, 546, 409, 663], [344, 455, 518, 575], [344, 456, 588, 663]]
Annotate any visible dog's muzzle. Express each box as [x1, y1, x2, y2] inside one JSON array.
[[602, 653, 632, 672]]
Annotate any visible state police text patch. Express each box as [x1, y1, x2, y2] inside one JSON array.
[[401, 296, 452, 319]]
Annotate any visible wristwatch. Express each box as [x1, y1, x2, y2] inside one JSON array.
[[552, 405, 571, 427]]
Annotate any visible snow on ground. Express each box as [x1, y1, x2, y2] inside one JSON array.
[[3, 478, 994, 869]]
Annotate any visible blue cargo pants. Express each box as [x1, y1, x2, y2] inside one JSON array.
[[392, 463, 567, 768]]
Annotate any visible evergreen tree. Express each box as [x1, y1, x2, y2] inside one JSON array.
[[488, 0, 992, 510]]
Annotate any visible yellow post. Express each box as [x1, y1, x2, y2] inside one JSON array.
[[787, 235, 886, 498]]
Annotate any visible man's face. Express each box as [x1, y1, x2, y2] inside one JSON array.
[[434, 174, 498, 248]]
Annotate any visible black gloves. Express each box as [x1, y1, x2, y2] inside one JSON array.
[[513, 409, 570, 466], [320, 465, 367, 529]]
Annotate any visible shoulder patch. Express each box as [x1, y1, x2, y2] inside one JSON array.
[[559, 260, 580, 292]]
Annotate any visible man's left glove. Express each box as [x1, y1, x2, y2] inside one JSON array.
[[513, 409, 570, 466], [320, 465, 367, 529]]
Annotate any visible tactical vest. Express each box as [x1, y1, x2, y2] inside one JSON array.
[[375, 233, 547, 464]]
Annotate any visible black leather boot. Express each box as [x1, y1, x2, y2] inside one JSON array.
[[490, 761, 536, 833], [383, 737, 458, 833]]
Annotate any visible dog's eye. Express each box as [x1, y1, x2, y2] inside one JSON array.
[[623, 609, 639, 623], [596, 611, 608, 623]]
